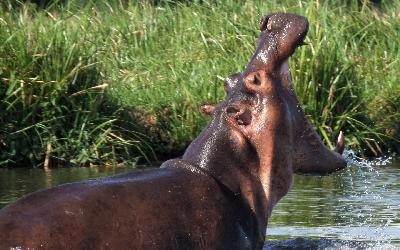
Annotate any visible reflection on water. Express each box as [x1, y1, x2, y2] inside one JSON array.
[[0, 153, 399, 249], [0, 166, 138, 208]]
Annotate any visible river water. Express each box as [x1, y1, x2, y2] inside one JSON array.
[[0, 152, 399, 249], [266, 151, 400, 249]]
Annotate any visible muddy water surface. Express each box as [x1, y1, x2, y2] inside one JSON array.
[[0, 153, 399, 249]]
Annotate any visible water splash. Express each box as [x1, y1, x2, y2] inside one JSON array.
[[338, 150, 396, 247], [267, 151, 399, 249], [343, 149, 393, 168]]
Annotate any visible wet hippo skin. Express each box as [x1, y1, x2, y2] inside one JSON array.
[[0, 13, 347, 249]]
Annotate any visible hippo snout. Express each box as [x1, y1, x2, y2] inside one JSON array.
[[246, 13, 309, 74], [260, 13, 309, 42]]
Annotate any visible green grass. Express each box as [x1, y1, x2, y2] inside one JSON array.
[[0, 0, 399, 167]]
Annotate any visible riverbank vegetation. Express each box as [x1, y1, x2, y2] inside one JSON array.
[[0, 0, 399, 167]]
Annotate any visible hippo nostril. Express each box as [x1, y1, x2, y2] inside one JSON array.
[[259, 15, 272, 31], [254, 74, 262, 85]]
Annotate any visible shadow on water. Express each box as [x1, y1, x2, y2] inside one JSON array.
[[0, 153, 399, 249]]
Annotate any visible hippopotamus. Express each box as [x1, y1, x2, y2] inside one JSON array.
[[0, 13, 346, 249]]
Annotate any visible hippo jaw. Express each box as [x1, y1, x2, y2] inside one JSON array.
[[276, 60, 347, 175]]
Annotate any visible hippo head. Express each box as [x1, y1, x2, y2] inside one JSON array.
[[237, 13, 346, 175], [191, 13, 346, 207]]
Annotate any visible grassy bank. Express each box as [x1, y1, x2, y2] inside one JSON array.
[[0, 0, 399, 167]]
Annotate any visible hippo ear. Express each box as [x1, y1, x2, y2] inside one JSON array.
[[244, 70, 271, 94], [200, 104, 216, 116], [225, 105, 252, 126]]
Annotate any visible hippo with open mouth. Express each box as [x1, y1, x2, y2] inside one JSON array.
[[0, 13, 346, 249]]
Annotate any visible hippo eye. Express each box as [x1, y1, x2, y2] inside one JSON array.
[[226, 106, 240, 114], [225, 105, 252, 126]]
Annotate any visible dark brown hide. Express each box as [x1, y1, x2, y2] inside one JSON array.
[[0, 13, 347, 250], [0, 165, 256, 249]]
